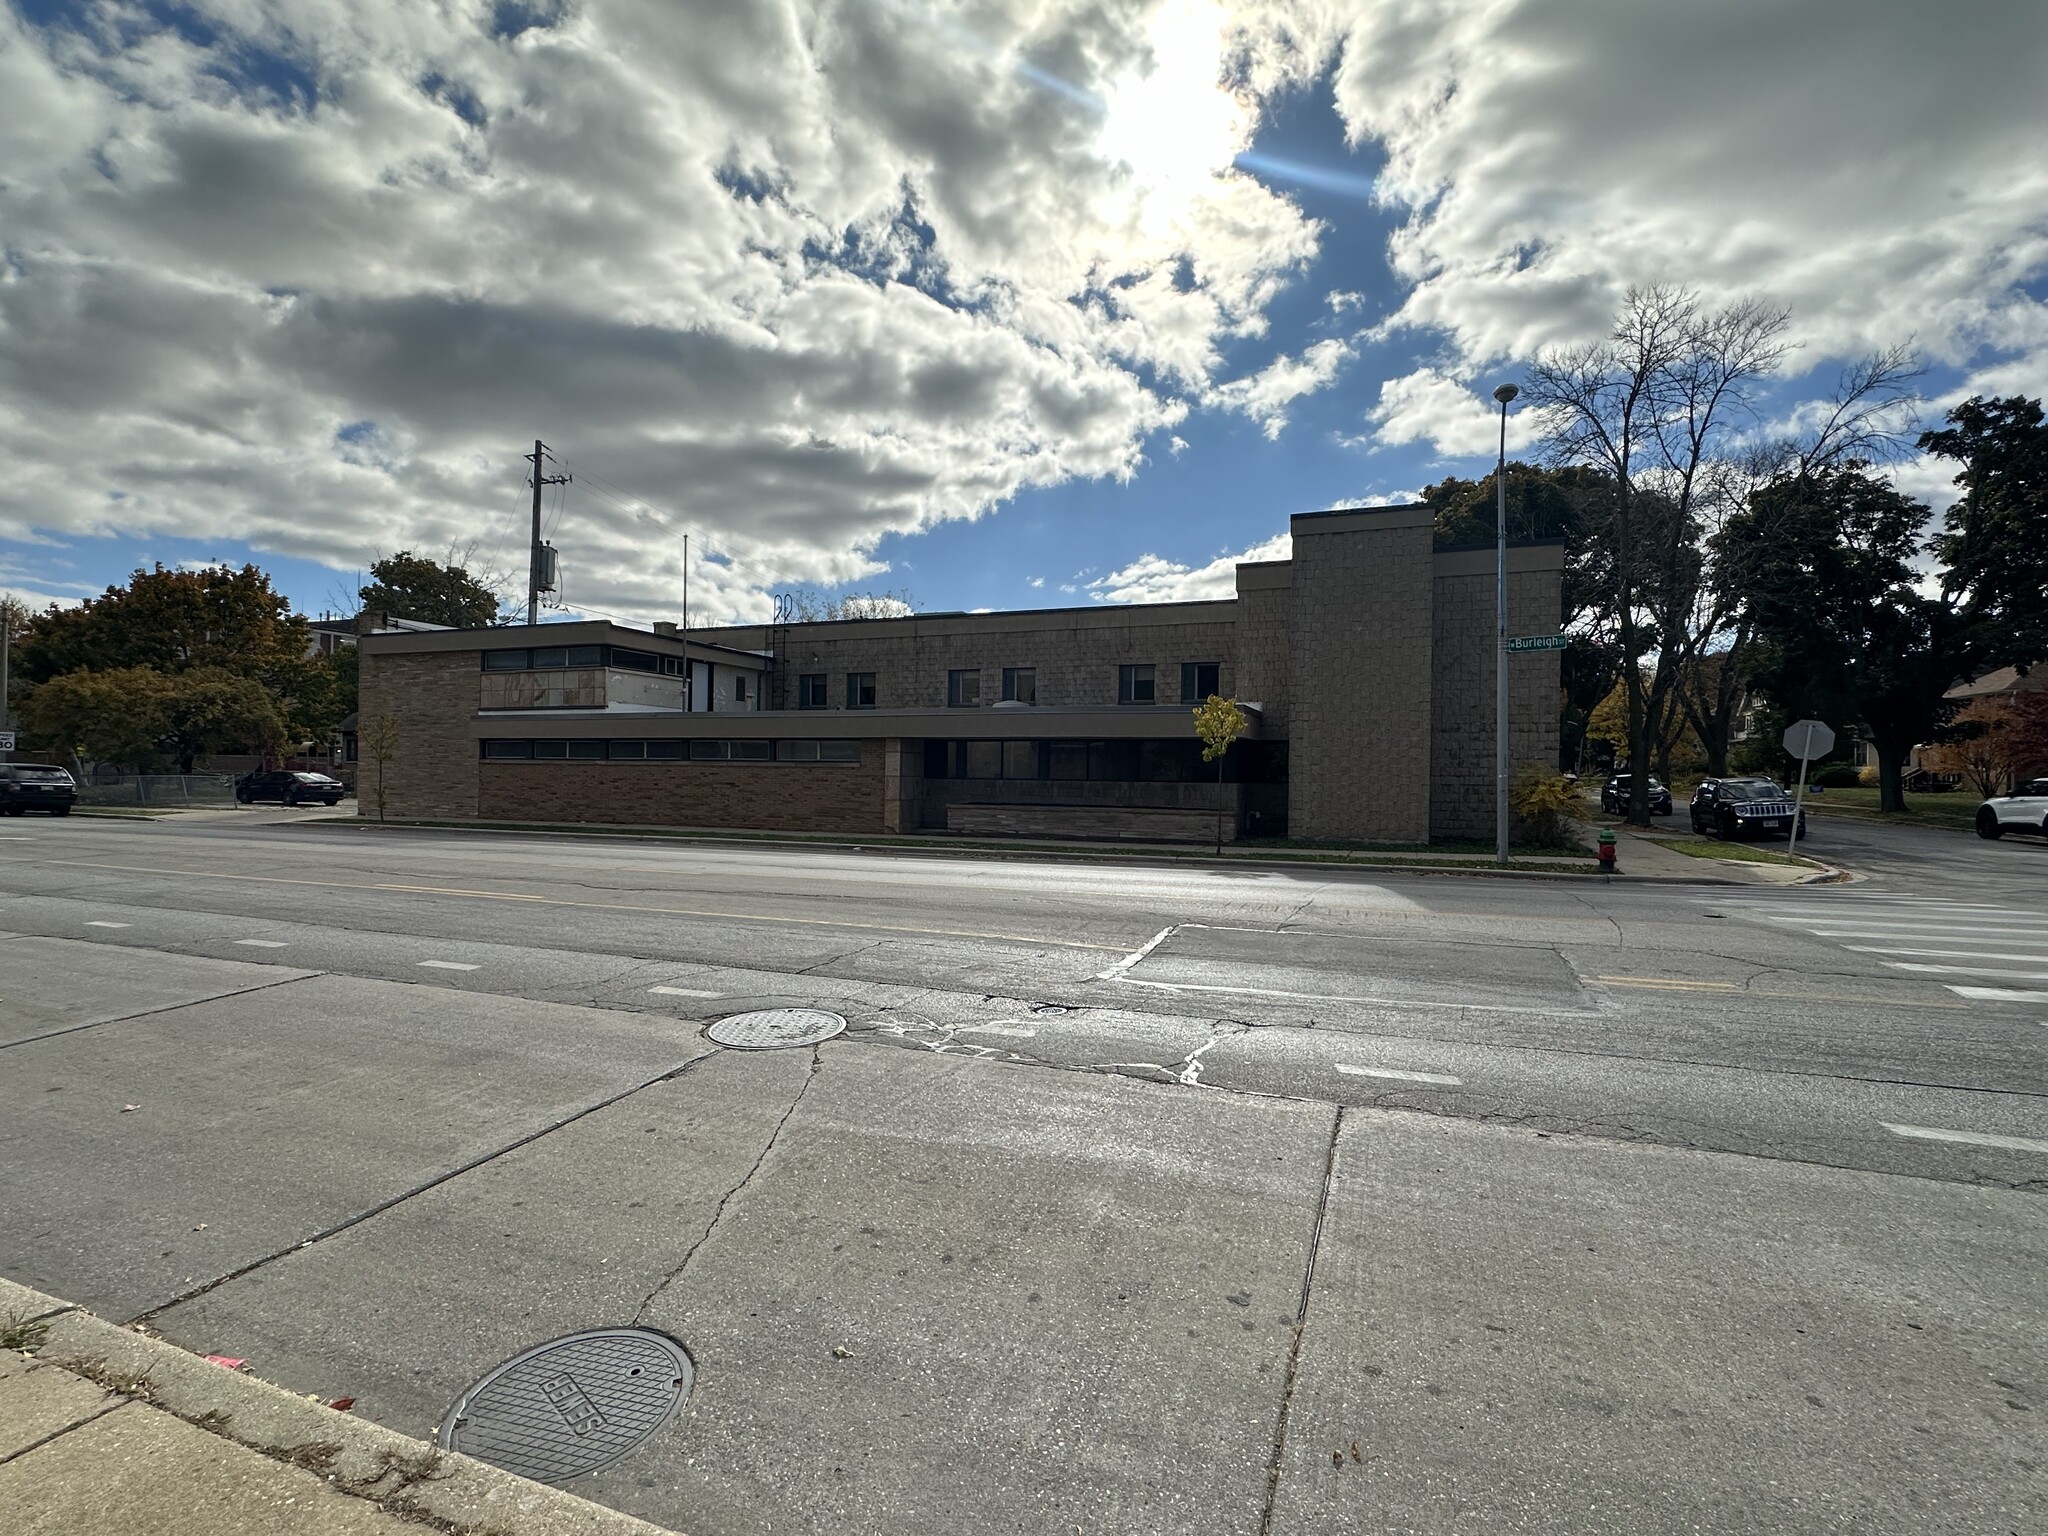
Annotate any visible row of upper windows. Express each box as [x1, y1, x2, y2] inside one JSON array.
[[481, 738, 857, 763], [792, 662, 1223, 709], [481, 644, 686, 676]]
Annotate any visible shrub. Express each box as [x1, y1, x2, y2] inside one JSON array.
[[1857, 765, 1880, 786], [1510, 765, 1586, 848], [1813, 764, 1861, 787]]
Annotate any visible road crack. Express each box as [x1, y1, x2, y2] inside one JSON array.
[[635, 1047, 821, 1321]]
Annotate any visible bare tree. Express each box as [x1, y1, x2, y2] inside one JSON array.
[[360, 713, 400, 823], [1527, 287, 1789, 821]]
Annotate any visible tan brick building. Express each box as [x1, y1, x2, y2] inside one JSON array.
[[356, 504, 1565, 844]]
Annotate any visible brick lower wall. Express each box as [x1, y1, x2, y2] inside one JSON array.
[[476, 752, 887, 832], [357, 650, 480, 818]]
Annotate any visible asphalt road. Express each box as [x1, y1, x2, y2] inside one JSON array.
[[2, 811, 2042, 1535]]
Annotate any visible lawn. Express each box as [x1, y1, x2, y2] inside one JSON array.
[[1642, 837, 1819, 868], [1801, 785, 1982, 831]]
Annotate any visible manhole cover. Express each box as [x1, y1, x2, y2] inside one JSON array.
[[437, 1328, 692, 1484], [707, 1007, 846, 1049]]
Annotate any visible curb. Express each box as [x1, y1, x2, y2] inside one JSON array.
[[294, 816, 1744, 884], [0, 1277, 677, 1536]]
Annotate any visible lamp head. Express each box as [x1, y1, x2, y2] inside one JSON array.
[[1493, 383, 1520, 405]]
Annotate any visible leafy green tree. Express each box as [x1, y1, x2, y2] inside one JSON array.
[[1729, 397, 2046, 812], [1920, 395, 2048, 666], [158, 668, 289, 773], [16, 564, 310, 685], [358, 551, 502, 628], [17, 667, 172, 771]]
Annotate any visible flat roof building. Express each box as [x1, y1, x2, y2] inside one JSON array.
[[357, 503, 1565, 844]]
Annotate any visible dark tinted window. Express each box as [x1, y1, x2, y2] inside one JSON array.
[[1722, 781, 1785, 802], [532, 647, 569, 668], [798, 674, 827, 708], [646, 740, 687, 760], [847, 673, 876, 708], [949, 669, 980, 707], [777, 739, 820, 761], [818, 740, 859, 763], [1002, 667, 1035, 704], [481, 740, 531, 759], [1118, 665, 1155, 704], [1180, 662, 1219, 702], [482, 650, 528, 671], [730, 739, 770, 761], [532, 740, 569, 759], [612, 648, 659, 673], [609, 740, 646, 759], [690, 740, 728, 761], [567, 739, 605, 760]]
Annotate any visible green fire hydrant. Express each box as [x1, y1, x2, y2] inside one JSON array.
[[1596, 829, 1617, 873]]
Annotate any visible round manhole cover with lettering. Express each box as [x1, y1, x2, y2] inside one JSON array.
[[707, 1007, 846, 1049], [437, 1328, 692, 1484]]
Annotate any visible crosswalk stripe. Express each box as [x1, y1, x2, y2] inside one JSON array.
[[1811, 926, 2048, 939], [1946, 986, 2048, 1003], [1885, 962, 2048, 980], [1881, 1123, 2048, 1156], [1846, 945, 2048, 963]]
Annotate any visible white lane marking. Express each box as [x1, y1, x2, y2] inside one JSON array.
[[416, 960, 480, 972], [1881, 1123, 2048, 1156], [956, 1022, 1037, 1038], [234, 939, 290, 949], [1112, 974, 1593, 1017], [1948, 986, 2048, 1003], [1768, 914, 2047, 928], [1886, 962, 2048, 980], [1093, 924, 1178, 982], [1810, 933, 2048, 946], [1336, 1064, 1463, 1086], [86, 921, 130, 928], [649, 986, 722, 998], [1845, 945, 2048, 963]]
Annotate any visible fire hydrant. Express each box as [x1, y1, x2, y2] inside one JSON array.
[[1596, 829, 1618, 873]]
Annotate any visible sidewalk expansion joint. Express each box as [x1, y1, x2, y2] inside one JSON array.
[[0, 970, 325, 1053], [132, 1050, 719, 1328], [636, 1046, 822, 1323]]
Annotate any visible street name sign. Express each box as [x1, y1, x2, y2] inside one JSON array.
[[1504, 635, 1569, 653]]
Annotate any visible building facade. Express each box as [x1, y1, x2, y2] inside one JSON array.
[[356, 504, 1565, 843]]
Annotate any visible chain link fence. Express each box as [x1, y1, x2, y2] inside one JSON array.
[[75, 774, 240, 807]]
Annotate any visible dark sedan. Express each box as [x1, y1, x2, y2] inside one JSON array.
[[1601, 773, 1672, 816], [0, 763, 77, 815], [236, 770, 346, 807], [1690, 777, 1807, 840]]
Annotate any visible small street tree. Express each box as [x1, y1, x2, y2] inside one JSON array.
[[1192, 694, 1248, 854], [360, 713, 401, 823]]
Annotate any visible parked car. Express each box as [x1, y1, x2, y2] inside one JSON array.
[[236, 770, 346, 807], [1601, 772, 1672, 816], [0, 762, 77, 816], [1975, 778, 2048, 840], [1690, 777, 1807, 840]]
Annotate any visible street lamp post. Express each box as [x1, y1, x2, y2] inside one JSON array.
[[1493, 383, 1519, 866]]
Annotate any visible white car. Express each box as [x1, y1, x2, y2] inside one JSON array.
[[1975, 777, 2048, 839]]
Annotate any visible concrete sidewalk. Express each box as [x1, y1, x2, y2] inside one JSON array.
[[0, 1278, 676, 1536]]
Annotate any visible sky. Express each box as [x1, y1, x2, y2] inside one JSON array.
[[2, 0, 2044, 626]]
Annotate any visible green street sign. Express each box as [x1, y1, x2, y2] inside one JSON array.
[[1504, 634, 1570, 653]]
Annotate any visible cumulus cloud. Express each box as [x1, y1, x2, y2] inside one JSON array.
[[0, 0, 1329, 622], [1365, 367, 1541, 458], [1088, 530, 1290, 604], [1210, 336, 1352, 437], [1327, 0, 2048, 392]]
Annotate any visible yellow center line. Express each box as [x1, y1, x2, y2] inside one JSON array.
[[5, 858, 1130, 953], [1592, 976, 1969, 1009]]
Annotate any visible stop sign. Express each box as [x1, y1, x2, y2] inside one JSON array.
[[1783, 719, 1836, 761]]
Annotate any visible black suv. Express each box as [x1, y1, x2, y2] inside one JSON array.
[[1601, 772, 1672, 815], [236, 770, 346, 807], [1691, 777, 1807, 840], [0, 763, 77, 815]]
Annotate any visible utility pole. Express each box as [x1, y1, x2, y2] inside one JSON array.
[[1492, 383, 1520, 866], [524, 440, 571, 627], [1, 599, 11, 763]]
